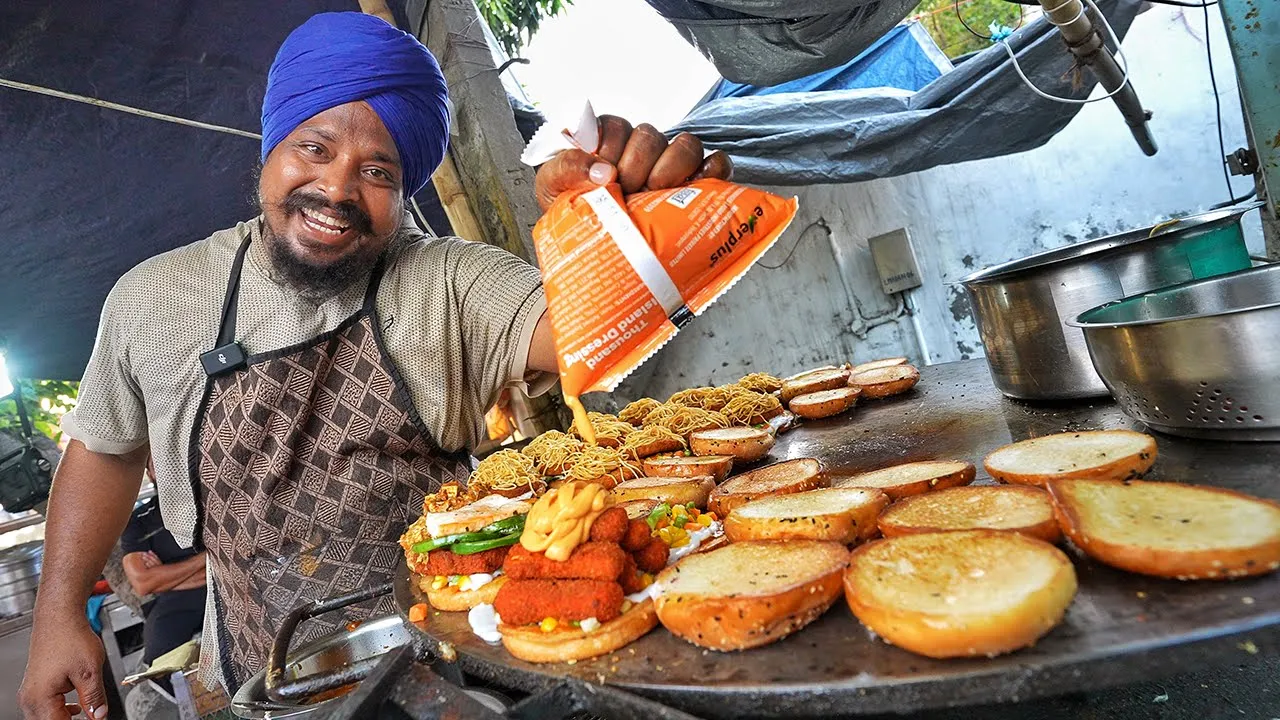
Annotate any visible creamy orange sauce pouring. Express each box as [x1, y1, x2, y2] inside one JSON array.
[[564, 394, 596, 446], [520, 480, 611, 562]]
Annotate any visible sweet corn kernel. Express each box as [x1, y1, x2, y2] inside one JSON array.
[[640, 573, 655, 588], [671, 535, 691, 548], [672, 504, 687, 516], [431, 576, 448, 590], [621, 600, 634, 613], [457, 576, 471, 591], [658, 527, 673, 543], [540, 617, 558, 633], [697, 514, 714, 527]]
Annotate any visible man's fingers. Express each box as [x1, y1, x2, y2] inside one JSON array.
[[534, 149, 614, 211], [68, 664, 107, 720], [690, 150, 733, 182], [645, 133, 704, 190], [616, 124, 667, 195], [596, 115, 632, 166], [19, 694, 71, 720]]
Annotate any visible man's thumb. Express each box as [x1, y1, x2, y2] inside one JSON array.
[[71, 664, 108, 719]]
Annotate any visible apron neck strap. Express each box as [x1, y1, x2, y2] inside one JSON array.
[[216, 235, 253, 349], [362, 254, 388, 312]]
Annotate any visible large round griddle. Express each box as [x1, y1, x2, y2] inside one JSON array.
[[394, 360, 1280, 719]]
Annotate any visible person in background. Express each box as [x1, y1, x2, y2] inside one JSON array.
[[119, 458, 206, 691]]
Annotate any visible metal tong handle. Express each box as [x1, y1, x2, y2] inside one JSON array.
[[264, 581, 393, 703]]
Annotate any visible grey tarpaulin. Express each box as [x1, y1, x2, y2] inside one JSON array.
[[666, 0, 1144, 186], [644, 0, 922, 87]]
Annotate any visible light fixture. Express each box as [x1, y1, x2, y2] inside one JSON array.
[[0, 351, 13, 399], [0, 349, 53, 512]]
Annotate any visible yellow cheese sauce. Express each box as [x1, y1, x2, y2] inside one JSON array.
[[520, 480, 610, 561]]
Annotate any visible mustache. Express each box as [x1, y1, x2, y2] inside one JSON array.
[[278, 190, 374, 236]]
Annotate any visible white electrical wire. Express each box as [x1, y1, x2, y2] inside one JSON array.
[[1000, 0, 1132, 105]]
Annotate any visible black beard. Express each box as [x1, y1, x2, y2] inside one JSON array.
[[260, 189, 387, 301]]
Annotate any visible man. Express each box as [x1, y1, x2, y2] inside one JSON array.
[[120, 459, 207, 681], [19, 11, 728, 720]]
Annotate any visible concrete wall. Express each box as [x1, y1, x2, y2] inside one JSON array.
[[612, 5, 1261, 406]]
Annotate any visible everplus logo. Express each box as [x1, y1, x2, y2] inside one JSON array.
[[709, 206, 764, 267]]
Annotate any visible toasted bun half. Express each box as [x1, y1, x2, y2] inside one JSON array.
[[724, 487, 889, 544], [621, 498, 663, 520], [709, 458, 829, 516], [877, 485, 1060, 543], [984, 430, 1157, 487], [643, 455, 734, 483], [423, 576, 508, 612], [851, 357, 908, 376], [831, 460, 975, 500], [1047, 478, 1280, 580], [690, 427, 775, 462], [850, 365, 920, 399], [789, 387, 861, 419], [612, 476, 716, 508], [845, 531, 1077, 659], [655, 540, 848, 651], [499, 600, 659, 663], [781, 368, 853, 403]]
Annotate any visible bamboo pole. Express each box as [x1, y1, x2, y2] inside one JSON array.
[[431, 153, 489, 243], [357, 0, 397, 26]]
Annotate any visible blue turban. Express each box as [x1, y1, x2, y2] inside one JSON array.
[[261, 12, 450, 197]]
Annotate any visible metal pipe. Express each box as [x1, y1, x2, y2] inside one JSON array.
[[1039, 0, 1157, 156]]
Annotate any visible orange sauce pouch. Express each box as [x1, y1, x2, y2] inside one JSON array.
[[532, 179, 798, 439]]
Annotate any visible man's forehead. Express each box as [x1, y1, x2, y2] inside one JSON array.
[[294, 102, 400, 165]]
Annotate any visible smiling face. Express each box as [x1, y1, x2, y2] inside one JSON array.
[[258, 101, 406, 299]]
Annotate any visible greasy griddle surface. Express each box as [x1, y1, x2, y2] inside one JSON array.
[[397, 360, 1280, 718]]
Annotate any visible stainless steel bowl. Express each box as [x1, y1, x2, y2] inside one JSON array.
[[0, 541, 42, 618], [1070, 263, 1280, 441], [232, 614, 412, 719], [960, 203, 1259, 400]]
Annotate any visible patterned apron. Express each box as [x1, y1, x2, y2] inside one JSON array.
[[188, 236, 471, 689]]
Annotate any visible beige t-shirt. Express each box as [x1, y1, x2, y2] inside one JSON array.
[[62, 215, 551, 547]]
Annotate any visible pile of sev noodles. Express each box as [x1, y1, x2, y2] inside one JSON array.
[[667, 386, 733, 411], [522, 430, 583, 474], [737, 372, 783, 394], [720, 389, 783, 425], [565, 445, 643, 484], [569, 416, 634, 446], [618, 398, 661, 425], [620, 425, 686, 460], [641, 403, 731, 435], [470, 449, 541, 493]]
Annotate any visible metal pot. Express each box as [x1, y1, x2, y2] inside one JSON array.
[[0, 541, 43, 618], [960, 203, 1260, 400], [1069, 263, 1280, 441]]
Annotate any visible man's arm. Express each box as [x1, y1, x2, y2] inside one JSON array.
[[122, 552, 207, 596], [19, 441, 147, 720], [527, 311, 557, 375]]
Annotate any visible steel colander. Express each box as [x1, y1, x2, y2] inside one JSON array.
[[1070, 262, 1280, 441]]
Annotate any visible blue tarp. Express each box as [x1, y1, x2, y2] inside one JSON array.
[[670, 0, 1144, 186], [701, 23, 952, 103]]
